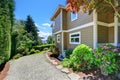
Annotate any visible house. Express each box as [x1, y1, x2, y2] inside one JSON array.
[[50, 5, 120, 53]]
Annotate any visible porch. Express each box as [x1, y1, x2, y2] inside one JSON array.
[[97, 25, 120, 47]]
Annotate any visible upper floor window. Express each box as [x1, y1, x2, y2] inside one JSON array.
[[69, 32, 81, 44], [57, 34, 60, 43], [71, 12, 78, 21]]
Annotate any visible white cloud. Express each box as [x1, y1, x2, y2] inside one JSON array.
[[35, 23, 40, 27], [42, 23, 51, 27], [38, 31, 52, 40]]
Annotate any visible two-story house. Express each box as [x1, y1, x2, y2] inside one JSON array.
[[50, 5, 120, 53]]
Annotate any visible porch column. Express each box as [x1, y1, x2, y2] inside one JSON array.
[[93, 10, 98, 49], [114, 14, 118, 46], [114, 1, 118, 46], [61, 32, 64, 53]]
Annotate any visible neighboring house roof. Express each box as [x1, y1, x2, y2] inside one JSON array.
[[51, 5, 65, 21]]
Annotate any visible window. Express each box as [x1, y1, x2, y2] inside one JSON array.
[[70, 32, 81, 44], [57, 34, 60, 43], [71, 12, 78, 21]]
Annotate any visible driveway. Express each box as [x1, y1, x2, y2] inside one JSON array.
[[4, 54, 70, 80]]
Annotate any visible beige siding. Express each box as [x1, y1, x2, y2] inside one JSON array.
[[53, 13, 61, 33], [67, 26, 93, 49], [98, 13, 114, 23], [62, 10, 67, 30], [108, 27, 114, 43], [63, 32, 68, 50], [54, 33, 62, 53], [67, 11, 93, 30], [98, 26, 114, 43], [98, 25, 108, 43]]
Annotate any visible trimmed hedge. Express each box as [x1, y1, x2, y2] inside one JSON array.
[[33, 44, 55, 51]]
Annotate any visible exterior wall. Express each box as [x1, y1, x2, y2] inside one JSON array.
[[98, 26, 114, 43], [67, 11, 93, 30], [53, 13, 62, 33], [62, 10, 67, 30], [108, 27, 114, 43], [54, 33, 62, 53], [63, 32, 68, 50], [98, 25, 108, 43], [67, 26, 93, 49], [98, 13, 114, 23]]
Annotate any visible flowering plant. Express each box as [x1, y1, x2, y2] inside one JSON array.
[[93, 43, 120, 75]]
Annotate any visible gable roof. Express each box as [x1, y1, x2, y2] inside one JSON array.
[[50, 5, 65, 21]]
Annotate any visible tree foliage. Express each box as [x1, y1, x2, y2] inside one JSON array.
[[47, 36, 54, 44], [66, 0, 120, 17], [0, 0, 15, 60], [25, 15, 39, 46]]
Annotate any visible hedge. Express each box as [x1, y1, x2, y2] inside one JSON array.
[[33, 44, 55, 51]]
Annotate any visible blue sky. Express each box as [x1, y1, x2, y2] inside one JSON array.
[[14, 0, 65, 39]]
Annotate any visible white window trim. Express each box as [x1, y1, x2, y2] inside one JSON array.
[[57, 34, 60, 43], [71, 12, 78, 21], [69, 32, 81, 44]]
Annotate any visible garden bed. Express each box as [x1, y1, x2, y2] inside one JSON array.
[[47, 52, 120, 80]]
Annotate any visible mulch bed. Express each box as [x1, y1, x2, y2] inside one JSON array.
[[47, 52, 120, 80], [0, 62, 10, 80]]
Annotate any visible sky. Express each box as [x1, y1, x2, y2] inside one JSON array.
[[14, 0, 66, 40]]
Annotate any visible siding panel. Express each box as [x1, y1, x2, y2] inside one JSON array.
[[98, 26, 108, 43], [68, 26, 93, 49], [67, 12, 93, 30], [53, 13, 61, 33]]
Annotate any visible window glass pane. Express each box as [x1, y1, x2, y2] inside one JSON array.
[[71, 13, 77, 20], [75, 38, 79, 42], [71, 34, 79, 37], [71, 38, 75, 42]]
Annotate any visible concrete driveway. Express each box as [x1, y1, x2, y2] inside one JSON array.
[[4, 54, 70, 80]]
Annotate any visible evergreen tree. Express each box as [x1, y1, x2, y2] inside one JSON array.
[[0, 0, 15, 60], [25, 15, 39, 46]]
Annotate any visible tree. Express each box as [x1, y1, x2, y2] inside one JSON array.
[[25, 15, 39, 46], [47, 36, 54, 44], [0, 0, 15, 60], [11, 20, 25, 58], [66, 0, 120, 17]]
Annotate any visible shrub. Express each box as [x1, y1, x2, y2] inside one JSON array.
[[33, 44, 55, 51], [0, 55, 6, 65], [13, 53, 23, 59], [93, 44, 120, 75], [62, 44, 93, 71], [30, 49, 36, 54], [50, 46, 60, 58], [62, 58, 72, 67], [16, 46, 25, 54], [65, 49, 73, 58], [16, 46, 30, 56]]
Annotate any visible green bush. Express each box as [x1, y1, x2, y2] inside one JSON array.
[[0, 55, 6, 65], [16, 46, 29, 56], [65, 49, 73, 58], [93, 44, 120, 75], [30, 49, 36, 54], [62, 58, 72, 67], [13, 53, 23, 59], [33, 44, 55, 51], [62, 43, 120, 75], [62, 44, 93, 71]]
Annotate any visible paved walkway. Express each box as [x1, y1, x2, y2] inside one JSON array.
[[4, 54, 70, 80]]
